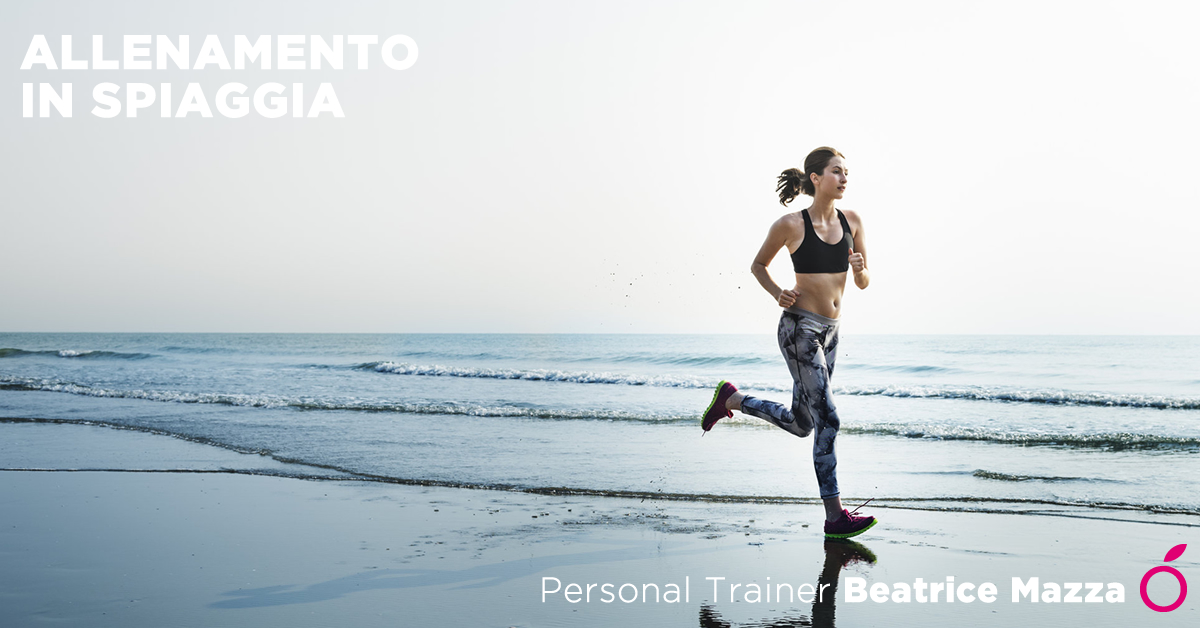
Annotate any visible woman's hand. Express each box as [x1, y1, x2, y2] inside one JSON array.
[[777, 289, 798, 308], [848, 248, 865, 273]]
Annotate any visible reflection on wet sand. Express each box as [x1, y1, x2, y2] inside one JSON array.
[[699, 539, 877, 628]]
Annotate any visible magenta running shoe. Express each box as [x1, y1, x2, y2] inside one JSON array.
[[824, 508, 877, 539], [701, 381, 738, 433]]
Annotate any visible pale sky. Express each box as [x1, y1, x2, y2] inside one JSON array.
[[4, 1, 1198, 334]]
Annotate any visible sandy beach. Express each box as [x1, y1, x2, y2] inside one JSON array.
[[2, 421, 1195, 627]]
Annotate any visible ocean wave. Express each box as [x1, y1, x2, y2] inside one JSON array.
[[604, 353, 771, 367], [971, 469, 1104, 483], [842, 423, 1200, 450], [3, 376, 1198, 451], [369, 350, 772, 367], [846, 363, 958, 374], [354, 362, 1200, 410], [0, 376, 684, 422], [356, 361, 771, 390], [3, 417, 1198, 520], [837, 384, 1200, 410], [0, 348, 154, 360]]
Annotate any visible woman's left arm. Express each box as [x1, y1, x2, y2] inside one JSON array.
[[845, 210, 869, 289]]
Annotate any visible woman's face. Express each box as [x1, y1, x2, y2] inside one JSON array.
[[812, 156, 848, 199]]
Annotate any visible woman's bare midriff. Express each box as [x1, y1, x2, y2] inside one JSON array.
[[791, 272, 848, 319]]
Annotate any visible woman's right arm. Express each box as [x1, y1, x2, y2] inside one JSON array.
[[749, 218, 797, 308]]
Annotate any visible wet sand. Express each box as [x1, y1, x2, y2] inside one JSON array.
[[1, 423, 1196, 627]]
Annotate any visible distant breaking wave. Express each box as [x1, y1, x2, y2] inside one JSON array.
[[603, 353, 771, 367], [358, 362, 1200, 410], [358, 361, 763, 390], [0, 376, 678, 422], [356, 351, 772, 367], [2, 376, 1198, 450], [0, 348, 154, 360], [971, 469, 1108, 483], [847, 363, 958, 374], [5, 349, 1192, 410], [840, 423, 1200, 450], [836, 384, 1200, 410]]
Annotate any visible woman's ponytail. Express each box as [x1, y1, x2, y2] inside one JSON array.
[[776, 168, 809, 206], [776, 147, 844, 206]]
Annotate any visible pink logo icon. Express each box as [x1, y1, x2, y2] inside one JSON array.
[[1140, 544, 1187, 612]]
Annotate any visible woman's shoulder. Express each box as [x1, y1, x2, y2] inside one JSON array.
[[767, 211, 805, 241], [774, 210, 806, 229]]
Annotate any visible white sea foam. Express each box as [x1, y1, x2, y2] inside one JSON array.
[[0, 376, 682, 422], [3, 375, 1198, 449], [363, 361, 770, 390], [836, 384, 1200, 410], [0, 347, 153, 360], [358, 362, 1200, 410]]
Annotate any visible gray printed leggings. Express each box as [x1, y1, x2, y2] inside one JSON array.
[[739, 309, 842, 499]]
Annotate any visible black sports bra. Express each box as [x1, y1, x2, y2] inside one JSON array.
[[790, 209, 852, 274]]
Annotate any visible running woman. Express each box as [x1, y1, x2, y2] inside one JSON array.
[[702, 146, 876, 539]]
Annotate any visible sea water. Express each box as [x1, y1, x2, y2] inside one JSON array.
[[1, 333, 1197, 517]]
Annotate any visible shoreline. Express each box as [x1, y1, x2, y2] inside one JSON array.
[[3, 469, 1193, 627], [1, 421, 1196, 626], [6, 416, 1200, 523]]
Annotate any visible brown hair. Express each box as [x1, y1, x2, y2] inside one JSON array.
[[776, 146, 846, 206]]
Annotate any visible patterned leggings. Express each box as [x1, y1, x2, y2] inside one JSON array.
[[739, 308, 842, 499]]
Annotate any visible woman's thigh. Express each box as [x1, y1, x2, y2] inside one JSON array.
[[778, 314, 828, 431]]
